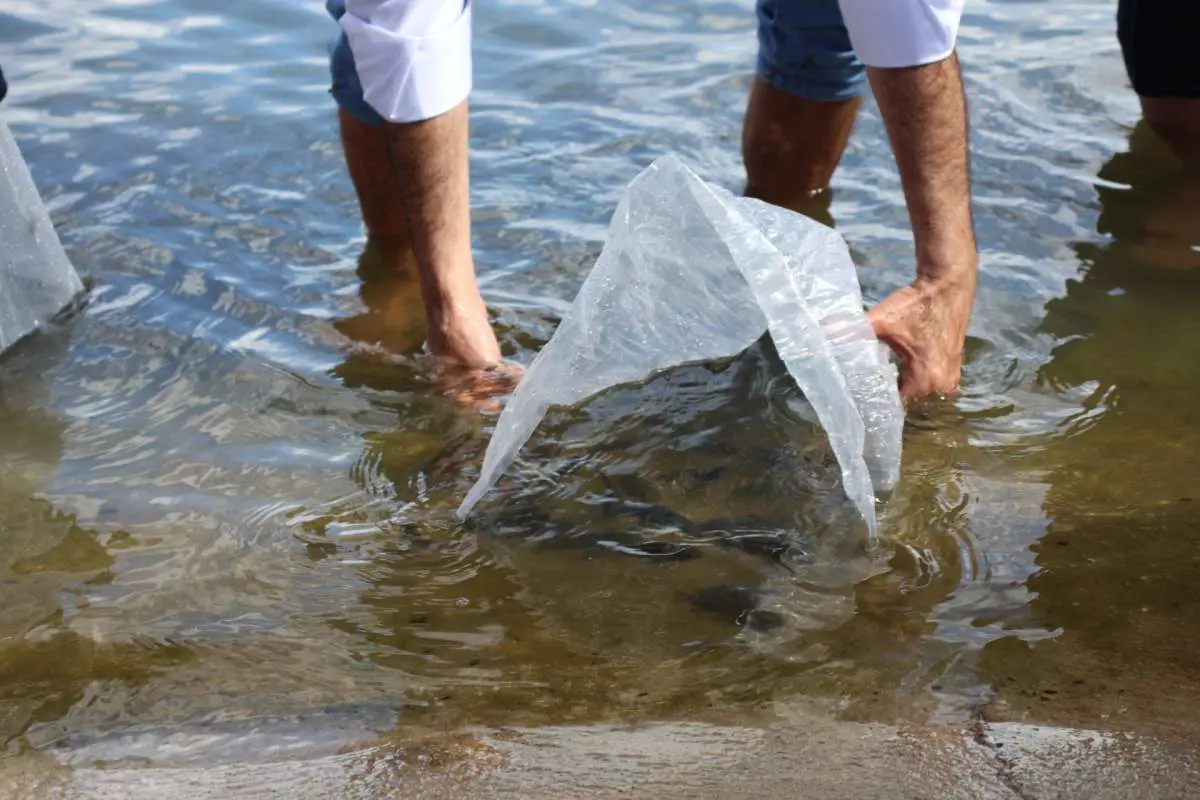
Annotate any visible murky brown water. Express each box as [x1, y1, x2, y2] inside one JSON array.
[[1, 0, 1198, 786]]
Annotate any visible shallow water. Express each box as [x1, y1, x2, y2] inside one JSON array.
[[1, 0, 1199, 780]]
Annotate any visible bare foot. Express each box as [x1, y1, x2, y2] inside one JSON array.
[[436, 360, 525, 412], [425, 299, 523, 410], [425, 295, 502, 369]]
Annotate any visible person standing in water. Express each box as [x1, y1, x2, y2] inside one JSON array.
[[320, 0, 1195, 404], [323, 0, 975, 405]]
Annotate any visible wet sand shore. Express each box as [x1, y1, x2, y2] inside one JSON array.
[[3, 701, 1197, 800]]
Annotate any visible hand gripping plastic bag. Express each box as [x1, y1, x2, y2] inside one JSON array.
[[457, 155, 903, 538], [0, 120, 85, 355]]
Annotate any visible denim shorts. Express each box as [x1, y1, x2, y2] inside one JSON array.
[[755, 0, 867, 102], [326, 0, 387, 127]]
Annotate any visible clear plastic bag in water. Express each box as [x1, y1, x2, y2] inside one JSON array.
[[457, 155, 903, 538], [0, 120, 85, 355]]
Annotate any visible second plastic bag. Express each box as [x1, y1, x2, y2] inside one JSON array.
[[457, 155, 903, 538], [0, 120, 85, 356]]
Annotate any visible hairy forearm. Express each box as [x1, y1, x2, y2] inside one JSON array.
[[868, 54, 977, 282]]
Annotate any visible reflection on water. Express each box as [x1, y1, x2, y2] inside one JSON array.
[[1, 0, 1199, 777]]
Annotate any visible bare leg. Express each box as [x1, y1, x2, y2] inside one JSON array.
[[741, 75, 861, 213], [339, 107, 412, 247], [740, 62, 977, 403], [333, 238, 427, 356], [337, 103, 499, 369], [1140, 97, 1200, 159], [337, 105, 517, 407]]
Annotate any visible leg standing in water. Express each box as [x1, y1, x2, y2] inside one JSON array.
[[742, 0, 978, 405], [1117, 0, 1200, 154], [326, 0, 519, 404]]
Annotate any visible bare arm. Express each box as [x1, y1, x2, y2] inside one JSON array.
[[834, 0, 976, 402], [865, 54, 978, 402], [870, 55, 976, 283]]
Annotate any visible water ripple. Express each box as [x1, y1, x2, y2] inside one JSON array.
[[2, 0, 1198, 769]]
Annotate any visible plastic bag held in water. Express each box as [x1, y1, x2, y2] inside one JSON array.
[[457, 156, 903, 538], [0, 120, 85, 355]]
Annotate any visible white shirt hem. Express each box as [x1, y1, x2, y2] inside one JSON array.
[[340, 0, 473, 124], [839, 0, 964, 69]]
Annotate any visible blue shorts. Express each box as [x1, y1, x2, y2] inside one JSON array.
[[755, 0, 866, 102], [326, 0, 386, 127], [326, 0, 867, 127]]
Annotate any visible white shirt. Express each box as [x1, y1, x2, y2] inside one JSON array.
[[340, 0, 964, 124], [338, 0, 473, 124], [838, 0, 965, 68]]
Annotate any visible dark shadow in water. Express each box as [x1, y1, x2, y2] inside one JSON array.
[[796, 120, 1200, 729], [975, 121, 1200, 731]]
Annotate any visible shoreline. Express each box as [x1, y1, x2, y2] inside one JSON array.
[[4, 701, 1197, 799]]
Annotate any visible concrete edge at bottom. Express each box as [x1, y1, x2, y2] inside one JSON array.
[[1, 712, 1197, 800]]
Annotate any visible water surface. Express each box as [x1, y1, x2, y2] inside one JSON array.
[[1, 0, 1199, 779]]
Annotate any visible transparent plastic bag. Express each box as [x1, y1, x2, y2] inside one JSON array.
[[0, 120, 85, 355], [457, 155, 902, 538]]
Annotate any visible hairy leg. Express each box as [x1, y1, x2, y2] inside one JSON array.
[[741, 75, 861, 213], [336, 102, 499, 369], [338, 107, 411, 245]]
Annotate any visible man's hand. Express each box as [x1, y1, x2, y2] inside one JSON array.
[[868, 271, 975, 403]]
